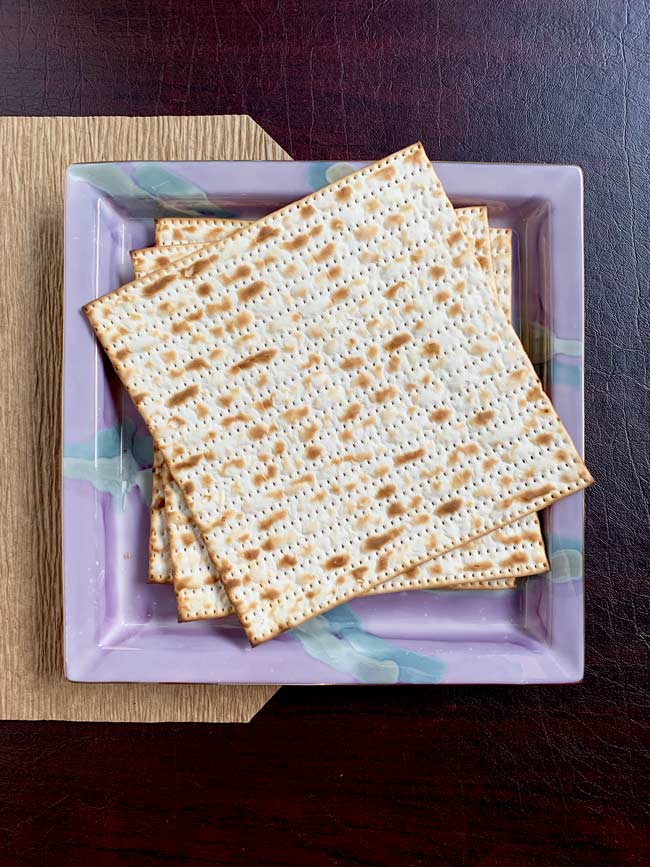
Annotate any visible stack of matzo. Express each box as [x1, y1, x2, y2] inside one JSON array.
[[85, 144, 592, 645]]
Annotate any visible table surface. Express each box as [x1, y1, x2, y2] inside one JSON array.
[[1, 1, 648, 864]]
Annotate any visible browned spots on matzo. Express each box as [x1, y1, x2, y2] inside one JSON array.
[[354, 372, 372, 388], [354, 225, 378, 242], [284, 406, 310, 423], [278, 554, 297, 569], [463, 560, 494, 572], [261, 587, 281, 602], [376, 483, 396, 499], [209, 298, 232, 316], [274, 441, 286, 456], [372, 386, 397, 403], [283, 233, 309, 251], [115, 347, 130, 362], [394, 447, 426, 466], [326, 265, 342, 281], [423, 341, 441, 358], [351, 566, 368, 582], [452, 468, 472, 488], [183, 481, 195, 496], [197, 283, 212, 297], [254, 225, 280, 245], [384, 333, 411, 352], [243, 548, 261, 561], [330, 286, 349, 305], [435, 496, 464, 517], [186, 358, 209, 373], [340, 356, 364, 371], [430, 407, 451, 422], [305, 445, 323, 460], [289, 472, 316, 488], [259, 509, 288, 531], [189, 256, 219, 279], [384, 280, 407, 299], [516, 483, 556, 504], [221, 412, 250, 427], [300, 353, 320, 370], [324, 553, 351, 570], [254, 396, 274, 412], [238, 280, 266, 303], [376, 164, 397, 181], [471, 409, 495, 427], [536, 432, 553, 447], [225, 264, 253, 284], [248, 424, 269, 441], [387, 502, 406, 517], [364, 527, 402, 552], [384, 213, 404, 228], [405, 147, 426, 165], [435, 290, 451, 304], [447, 229, 463, 246], [448, 302, 463, 317], [500, 551, 529, 568], [313, 242, 336, 263], [206, 509, 236, 529], [301, 422, 319, 442], [230, 348, 277, 373], [142, 273, 176, 298], [174, 453, 202, 471], [335, 185, 353, 202], [376, 553, 392, 573], [167, 384, 199, 408], [232, 311, 253, 329], [330, 217, 345, 231], [335, 450, 373, 464], [509, 368, 527, 383], [171, 320, 190, 335], [429, 265, 446, 280], [300, 203, 317, 219], [341, 402, 361, 422]]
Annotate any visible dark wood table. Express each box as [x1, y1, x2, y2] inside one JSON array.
[[1, 1, 648, 864]]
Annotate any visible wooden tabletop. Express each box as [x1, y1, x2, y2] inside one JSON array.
[[1, 1, 648, 864]]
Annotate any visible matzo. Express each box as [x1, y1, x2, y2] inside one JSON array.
[[162, 463, 235, 618], [135, 217, 540, 612], [155, 216, 249, 246], [86, 143, 591, 644], [455, 206, 495, 294], [138, 213, 543, 611], [148, 449, 173, 583], [490, 228, 513, 319]]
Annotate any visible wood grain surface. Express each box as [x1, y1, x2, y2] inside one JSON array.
[[0, 115, 288, 723], [1, 0, 649, 864]]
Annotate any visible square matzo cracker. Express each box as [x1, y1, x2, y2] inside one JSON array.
[[133, 213, 541, 613], [87, 143, 590, 643]]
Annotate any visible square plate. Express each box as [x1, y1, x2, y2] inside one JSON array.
[[63, 159, 585, 684]]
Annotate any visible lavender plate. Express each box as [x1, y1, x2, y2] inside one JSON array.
[[63, 159, 585, 684]]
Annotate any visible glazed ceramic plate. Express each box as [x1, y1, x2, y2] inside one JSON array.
[[63, 159, 585, 684]]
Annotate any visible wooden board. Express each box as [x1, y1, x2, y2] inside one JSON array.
[[0, 115, 289, 722]]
